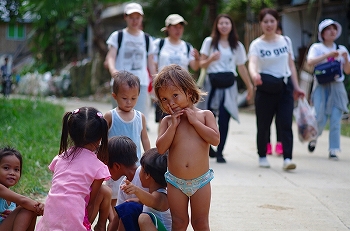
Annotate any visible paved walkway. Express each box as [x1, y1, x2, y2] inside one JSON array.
[[58, 98, 350, 231]]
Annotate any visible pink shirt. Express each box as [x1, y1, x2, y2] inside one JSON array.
[[36, 148, 110, 231]]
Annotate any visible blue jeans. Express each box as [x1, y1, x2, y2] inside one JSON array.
[[312, 86, 343, 152]]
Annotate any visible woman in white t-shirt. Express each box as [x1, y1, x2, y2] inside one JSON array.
[[198, 14, 254, 163], [306, 19, 350, 160], [153, 14, 200, 130], [248, 8, 304, 170]]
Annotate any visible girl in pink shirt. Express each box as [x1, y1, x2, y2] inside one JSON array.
[[36, 107, 110, 231]]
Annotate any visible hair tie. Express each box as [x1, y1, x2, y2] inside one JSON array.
[[72, 108, 80, 114], [96, 112, 103, 118]]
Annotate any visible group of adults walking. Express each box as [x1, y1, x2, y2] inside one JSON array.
[[105, 3, 350, 170]]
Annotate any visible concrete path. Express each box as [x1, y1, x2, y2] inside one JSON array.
[[57, 97, 350, 231]]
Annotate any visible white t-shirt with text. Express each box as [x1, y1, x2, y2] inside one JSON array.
[[248, 35, 294, 78], [106, 29, 154, 86]]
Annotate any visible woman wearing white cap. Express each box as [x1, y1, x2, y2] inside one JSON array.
[[105, 2, 156, 118], [199, 14, 254, 163], [153, 14, 200, 130], [306, 19, 350, 160]]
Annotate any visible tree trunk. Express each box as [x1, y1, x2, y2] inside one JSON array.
[[89, 1, 108, 58]]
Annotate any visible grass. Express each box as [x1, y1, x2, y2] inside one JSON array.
[[341, 118, 350, 137], [0, 97, 64, 198]]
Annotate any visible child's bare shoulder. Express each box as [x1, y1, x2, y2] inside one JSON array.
[[162, 114, 172, 122], [195, 108, 213, 116]]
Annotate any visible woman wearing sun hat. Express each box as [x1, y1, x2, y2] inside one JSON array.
[[306, 19, 350, 160], [152, 14, 200, 130]]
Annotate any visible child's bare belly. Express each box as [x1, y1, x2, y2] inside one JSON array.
[[168, 148, 209, 180], [168, 116, 210, 179]]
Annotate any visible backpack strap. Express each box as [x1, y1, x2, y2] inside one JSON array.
[[117, 30, 123, 56], [117, 30, 150, 55], [158, 38, 165, 57], [158, 39, 191, 58], [144, 33, 150, 54], [185, 42, 191, 58]]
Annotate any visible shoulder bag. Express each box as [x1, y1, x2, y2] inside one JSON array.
[[208, 45, 236, 89], [208, 72, 236, 89], [313, 44, 341, 84]]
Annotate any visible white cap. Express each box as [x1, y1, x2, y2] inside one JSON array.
[[124, 3, 144, 15], [160, 14, 187, 32], [318, 19, 342, 42]]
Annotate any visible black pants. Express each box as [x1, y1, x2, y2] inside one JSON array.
[[255, 78, 294, 159], [208, 89, 230, 158]]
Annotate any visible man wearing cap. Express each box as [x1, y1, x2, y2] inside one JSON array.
[[306, 19, 350, 160], [105, 2, 156, 118]]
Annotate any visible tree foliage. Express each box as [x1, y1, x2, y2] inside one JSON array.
[[21, 0, 121, 72], [0, 0, 22, 21], [17, 0, 221, 72], [17, 0, 277, 73], [143, 0, 221, 51]]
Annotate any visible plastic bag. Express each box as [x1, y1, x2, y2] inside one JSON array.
[[196, 68, 206, 88], [293, 98, 318, 143]]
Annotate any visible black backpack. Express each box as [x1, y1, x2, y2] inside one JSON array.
[[158, 38, 191, 58], [116, 30, 150, 55]]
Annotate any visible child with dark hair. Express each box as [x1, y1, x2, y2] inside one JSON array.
[[107, 136, 148, 231], [109, 147, 171, 231], [104, 70, 150, 220], [36, 107, 111, 231], [0, 146, 44, 231], [137, 148, 171, 231], [105, 70, 150, 162]]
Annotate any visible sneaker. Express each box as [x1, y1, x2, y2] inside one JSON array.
[[259, 157, 270, 168], [209, 147, 216, 158], [217, 156, 226, 163], [308, 140, 317, 153], [266, 143, 272, 155], [329, 151, 339, 161], [275, 142, 283, 156], [283, 158, 296, 170]]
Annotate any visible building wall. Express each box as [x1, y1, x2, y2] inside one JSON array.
[[0, 23, 32, 57]]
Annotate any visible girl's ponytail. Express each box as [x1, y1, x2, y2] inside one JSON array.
[[96, 114, 109, 164], [59, 111, 71, 156]]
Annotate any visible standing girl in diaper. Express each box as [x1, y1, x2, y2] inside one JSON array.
[[36, 107, 110, 231], [154, 64, 220, 231]]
